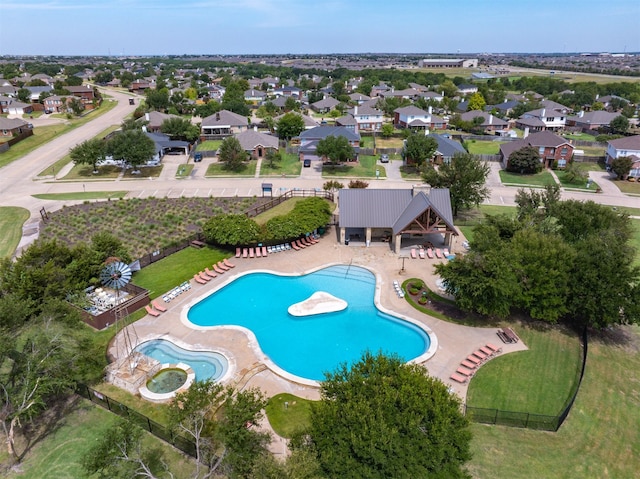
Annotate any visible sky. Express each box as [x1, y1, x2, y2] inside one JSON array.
[[0, 0, 639, 56]]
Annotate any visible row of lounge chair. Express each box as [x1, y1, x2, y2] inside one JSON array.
[[194, 259, 236, 284], [411, 247, 449, 260], [162, 281, 191, 302], [393, 280, 405, 298], [450, 343, 502, 384], [235, 236, 320, 258], [145, 300, 168, 317]]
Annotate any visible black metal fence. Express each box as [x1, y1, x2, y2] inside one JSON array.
[[76, 383, 197, 457], [245, 189, 334, 218], [465, 328, 588, 432], [133, 232, 206, 269]]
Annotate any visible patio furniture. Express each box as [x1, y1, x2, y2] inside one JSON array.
[[152, 300, 167, 312], [213, 264, 225, 275], [450, 372, 468, 384], [262, 246, 268, 256], [411, 248, 417, 259], [145, 305, 160, 317], [461, 359, 477, 370], [435, 248, 443, 258], [236, 247, 241, 258], [427, 248, 434, 259], [249, 248, 255, 258], [223, 258, 235, 268], [194, 274, 207, 285], [242, 248, 248, 258], [204, 267, 217, 278]]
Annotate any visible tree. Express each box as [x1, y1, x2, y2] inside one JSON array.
[[68, 97, 85, 116], [17, 88, 30, 103], [610, 156, 634, 180], [145, 88, 170, 111], [380, 123, 395, 138], [70, 138, 106, 173], [160, 117, 200, 142], [466, 92, 486, 111], [265, 149, 282, 169], [203, 214, 261, 246], [507, 145, 542, 174], [218, 136, 247, 172], [284, 97, 299, 112], [422, 152, 490, 216], [302, 352, 471, 479], [106, 130, 156, 172], [221, 80, 250, 116], [610, 115, 629, 134], [316, 136, 354, 163], [276, 112, 305, 140], [322, 180, 344, 193], [563, 162, 588, 184], [403, 133, 438, 167]]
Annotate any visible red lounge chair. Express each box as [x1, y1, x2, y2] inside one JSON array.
[[427, 248, 434, 259], [480, 346, 493, 357], [457, 367, 474, 377], [262, 246, 268, 256], [472, 350, 488, 361], [296, 239, 306, 249], [300, 237, 312, 246], [256, 247, 262, 257], [235, 247, 241, 258], [435, 248, 443, 258], [152, 300, 167, 312], [145, 305, 160, 317], [204, 267, 217, 278], [242, 248, 248, 258], [223, 258, 235, 268], [450, 372, 468, 384], [198, 272, 211, 282], [194, 274, 207, 285], [291, 241, 300, 251], [213, 264, 225, 275], [486, 343, 502, 354], [411, 248, 417, 259], [466, 355, 481, 366], [217, 261, 230, 271], [461, 359, 477, 370], [249, 248, 255, 258]]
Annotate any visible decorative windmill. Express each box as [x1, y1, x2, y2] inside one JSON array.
[[100, 258, 138, 373]]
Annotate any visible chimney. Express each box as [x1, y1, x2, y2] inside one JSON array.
[[428, 106, 433, 114], [504, 98, 508, 103], [524, 127, 530, 138], [216, 112, 220, 121], [145, 112, 149, 121], [579, 110, 584, 118], [354, 106, 358, 116]]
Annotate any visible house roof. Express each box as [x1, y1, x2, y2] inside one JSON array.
[[235, 130, 279, 150], [299, 126, 360, 142], [338, 188, 456, 235], [348, 93, 370, 101], [244, 89, 266, 98], [459, 110, 508, 127], [429, 134, 467, 158], [486, 100, 520, 112], [500, 131, 572, 159], [608, 135, 640, 151], [335, 115, 357, 126], [311, 97, 340, 109], [201, 109, 248, 127], [138, 111, 180, 129], [349, 105, 383, 117], [515, 117, 546, 128], [0, 117, 28, 129], [380, 88, 420, 98], [144, 132, 189, 150], [394, 105, 428, 116], [567, 111, 621, 126]]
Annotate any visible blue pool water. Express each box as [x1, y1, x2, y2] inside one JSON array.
[[135, 339, 228, 382], [187, 265, 430, 381]]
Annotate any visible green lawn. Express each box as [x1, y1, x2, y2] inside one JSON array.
[[464, 140, 504, 155], [265, 393, 314, 438], [0, 101, 117, 169], [63, 163, 122, 180], [196, 140, 222, 151], [467, 324, 582, 415], [5, 398, 196, 479], [322, 155, 384, 178], [499, 170, 557, 187], [0, 206, 30, 258], [554, 170, 600, 191], [260, 152, 303, 177], [32, 191, 128, 201], [122, 166, 163, 179], [400, 163, 422, 180], [613, 179, 640, 195], [176, 163, 194, 177], [630, 220, 640, 267], [131, 246, 231, 298], [206, 161, 257, 177], [468, 325, 640, 479]]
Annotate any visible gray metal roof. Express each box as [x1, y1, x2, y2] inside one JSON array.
[[299, 126, 360, 142]]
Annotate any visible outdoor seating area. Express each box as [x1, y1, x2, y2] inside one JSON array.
[[162, 281, 191, 302], [497, 327, 520, 344], [393, 280, 405, 298], [410, 244, 449, 261], [83, 286, 130, 316], [450, 343, 503, 384], [235, 234, 321, 257]]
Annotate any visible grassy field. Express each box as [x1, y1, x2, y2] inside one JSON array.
[[0, 398, 196, 478], [499, 170, 557, 187], [322, 155, 385, 178], [206, 160, 257, 177], [131, 245, 231, 298], [468, 325, 640, 479], [0, 101, 117, 169], [555, 170, 600, 191], [0, 206, 30, 258], [32, 191, 128, 201], [260, 152, 303, 177], [360, 136, 405, 149], [464, 140, 504, 155], [265, 393, 314, 438]]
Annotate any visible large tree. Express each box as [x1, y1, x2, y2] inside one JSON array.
[[316, 135, 354, 163], [422, 152, 490, 216], [70, 138, 107, 173], [276, 112, 305, 140], [218, 136, 247, 172], [301, 352, 471, 479], [145, 88, 170, 111], [507, 145, 542, 174], [160, 117, 200, 142], [403, 133, 438, 167], [609, 114, 629, 134], [466, 91, 486, 111], [106, 129, 156, 171], [610, 156, 633, 180]]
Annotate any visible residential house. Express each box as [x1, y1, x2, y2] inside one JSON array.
[[394, 106, 447, 130], [144, 132, 189, 162], [338, 187, 458, 253], [31, 73, 54, 84], [129, 79, 153, 93], [499, 130, 574, 169], [428, 134, 467, 164], [4, 99, 32, 115], [43, 95, 67, 113], [0, 95, 13, 114], [370, 83, 391, 97], [597, 94, 630, 110], [311, 97, 341, 113], [565, 110, 622, 130], [346, 105, 384, 132], [235, 129, 279, 159], [0, 117, 31, 137], [516, 100, 571, 132], [606, 135, 640, 171], [205, 84, 225, 100], [418, 91, 444, 102], [138, 111, 181, 133], [25, 86, 53, 102], [273, 85, 302, 98], [457, 84, 478, 95], [297, 126, 360, 162], [200, 110, 249, 140], [380, 88, 420, 101], [334, 114, 358, 132], [349, 93, 370, 104], [459, 110, 509, 133], [244, 89, 267, 104]]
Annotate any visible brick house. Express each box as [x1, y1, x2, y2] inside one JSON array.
[[500, 131, 574, 169]]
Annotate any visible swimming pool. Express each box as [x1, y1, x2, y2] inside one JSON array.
[[187, 265, 431, 381], [135, 339, 229, 382]]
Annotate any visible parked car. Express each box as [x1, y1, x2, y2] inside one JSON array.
[[194, 153, 203, 162], [303, 159, 311, 167], [380, 154, 389, 163]]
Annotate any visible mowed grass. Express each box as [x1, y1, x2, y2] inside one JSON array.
[[7, 398, 196, 479], [131, 245, 231, 298], [555, 170, 600, 191], [467, 324, 582, 415], [464, 140, 503, 155], [467, 325, 640, 479], [265, 393, 314, 438], [322, 155, 385, 178], [260, 152, 303, 177], [0, 206, 30, 258], [614, 179, 640, 195], [206, 161, 257, 177], [499, 170, 557, 187], [196, 140, 222, 151], [32, 191, 128, 201]]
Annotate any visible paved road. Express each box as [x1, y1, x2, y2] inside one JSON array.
[[1, 89, 638, 253]]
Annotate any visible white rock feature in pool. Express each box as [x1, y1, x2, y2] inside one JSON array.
[[288, 291, 347, 317]]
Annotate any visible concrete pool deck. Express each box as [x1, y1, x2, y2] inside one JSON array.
[[110, 231, 528, 403]]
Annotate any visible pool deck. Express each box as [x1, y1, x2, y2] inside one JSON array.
[[109, 232, 527, 455]]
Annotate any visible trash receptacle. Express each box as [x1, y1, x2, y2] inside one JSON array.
[[345, 238, 350, 245]]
